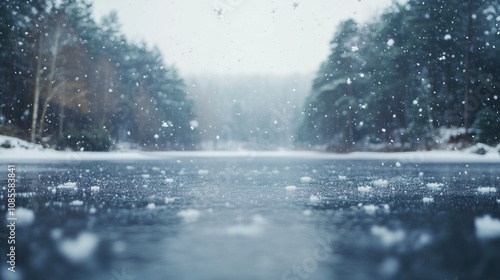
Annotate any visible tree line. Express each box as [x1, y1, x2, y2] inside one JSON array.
[[296, 0, 500, 152], [0, 0, 198, 151]]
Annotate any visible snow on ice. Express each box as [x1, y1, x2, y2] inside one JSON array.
[[477, 187, 497, 193], [358, 186, 372, 193], [57, 232, 99, 264], [371, 226, 405, 246], [226, 214, 267, 237], [285, 185, 297, 191], [422, 197, 434, 203], [372, 179, 389, 187], [177, 209, 201, 223], [475, 215, 500, 239], [426, 183, 444, 190], [300, 176, 313, 183]]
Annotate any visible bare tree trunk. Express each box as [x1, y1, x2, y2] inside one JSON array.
[[30, 34, 43, 143], [38, 21, 62, 138], [58, 99, 65, 138], [464, 0, 472, 135]]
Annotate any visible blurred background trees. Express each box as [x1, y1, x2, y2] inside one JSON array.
[[297, 0, 500, 151], [0, 0, 198, 151]]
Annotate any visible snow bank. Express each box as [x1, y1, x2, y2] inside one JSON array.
[[2, 134, 500, 163], [57, 232, 99, 264], [475, 215, 500, 239], [0, 135, 44, 151], [177, 209, 201, 223]]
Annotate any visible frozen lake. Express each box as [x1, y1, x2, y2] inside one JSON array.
[[1, 156, 500, 280]]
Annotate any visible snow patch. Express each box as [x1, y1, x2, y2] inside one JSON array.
[[372, 179, 389, 187], [285, 185, 297, 191], [146, 203, 156, 209], [69, 200, 83, 206], [226, 215, 267, 237], [198, 169, 209, 175], [338, 175, 347, 180], [422, 197, 434, 203], [363, 204, 378, 215], [358, 186, 372, 193], [165, 178, 174, 183], [90, 186, 100, 192], [426, 183, 444, 190], [477, 187, 497, 193], [475, 215, 500, 239], [309, 195, 321, 203], [165, 197, 176, 204], [371, 226, 405, 246], [177, 209, 201, 223], [14, 207, 35, 226], [58, 232, 99, 264], [57, 182, 77, 189], [300, 176, 313, 183]]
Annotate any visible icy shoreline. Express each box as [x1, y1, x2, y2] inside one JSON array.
[[1, 134, 499, 163]]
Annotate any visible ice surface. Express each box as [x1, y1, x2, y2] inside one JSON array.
[[358, 186, 372, 192], [371, 225, 405, 246], [372, 179, 389, 187], [285, 185, 297, 191], [177, 209, 201, 222], [57, 232, 99, 264], [422, 197, 434, 203], [300, 176, 313, 183], [226, 215, 267, 237], [15, 207, 35, 226], [477, 187, 497, 193], [475, 215, 500, 239]]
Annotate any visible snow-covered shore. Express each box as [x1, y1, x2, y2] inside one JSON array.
[[1, 135, 499, 163]]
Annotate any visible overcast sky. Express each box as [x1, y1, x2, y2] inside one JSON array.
[[92, 0, 395, 76]]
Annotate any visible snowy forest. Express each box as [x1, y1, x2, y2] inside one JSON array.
[[1, 0, 500, 152], [0, 0, 198, 151], [297, 0, 500, 152]]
